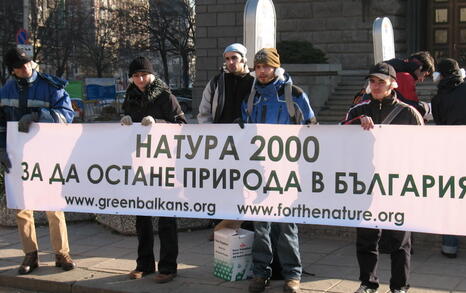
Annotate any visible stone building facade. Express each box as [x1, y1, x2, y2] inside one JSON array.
[[193, 0, 428, 112]]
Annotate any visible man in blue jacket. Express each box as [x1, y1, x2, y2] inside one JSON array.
[[242, 48, 316, 293], [0, 48, 75, 274]]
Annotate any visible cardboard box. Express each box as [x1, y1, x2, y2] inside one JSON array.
[[213, 228, 254, 281]]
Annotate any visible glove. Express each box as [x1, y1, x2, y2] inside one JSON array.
[[18, 112, 39, 133], [141, 116, 155, 126], [120, 115, 133, 125], [233, 117, 244, 129], [0, 148, 11, 174]]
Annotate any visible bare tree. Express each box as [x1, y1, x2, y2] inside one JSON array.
[[0, 1, 23, 84]]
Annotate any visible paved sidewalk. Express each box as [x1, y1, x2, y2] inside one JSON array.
[[1, 222, 466, 293]]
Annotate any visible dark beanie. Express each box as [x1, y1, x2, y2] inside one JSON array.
[[128, 57, 155, 77], [4, 47, 32, 69], [437, 58, 460, 77]]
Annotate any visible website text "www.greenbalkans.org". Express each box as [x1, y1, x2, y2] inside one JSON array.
[[237, 204, 405, 226], [65, 196, 216, 216]]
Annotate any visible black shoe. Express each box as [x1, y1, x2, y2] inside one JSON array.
[[18, 251, 39, 274], [55, 253, 76, 271], [441, 250, 457, 259]]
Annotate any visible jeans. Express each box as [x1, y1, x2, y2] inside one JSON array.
[[356, 228, 411, 291], [442, 235, 458, 254], [135, 216, 178, 274], [252, 222, 301, 280]]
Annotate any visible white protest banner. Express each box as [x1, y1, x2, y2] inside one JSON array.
[[5, 122, 466, 235]]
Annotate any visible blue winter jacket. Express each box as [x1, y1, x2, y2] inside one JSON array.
[[241, 73, 315, 124], [0, 70, 75, 148]]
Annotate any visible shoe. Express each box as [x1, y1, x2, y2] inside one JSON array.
[[249, 277, 270, 293], [283, 279, 300, 293], [441, 250, 457, 258], [391, 290, 407, 293], [18, 251, 39, 275], [154, 272, 176, 283], [55, 253, 76, 271], [355, 285, 378, 293], [129, 269, 154, 279]]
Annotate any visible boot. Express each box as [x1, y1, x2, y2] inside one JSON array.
[[55, 253, 76, 271], [18, 251, 39, 275]]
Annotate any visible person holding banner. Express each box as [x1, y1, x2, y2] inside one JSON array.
[[342, 62, 424, 293], [0, 47, 76, 274], [120, 56, 186, 283], [431, 58, 466, 258], [242, 48, 316, 293], [198, 43, 255, 239]]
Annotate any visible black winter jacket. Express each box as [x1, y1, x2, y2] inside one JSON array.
[[342, 93, 424, 125], [431, 76, 466, 125], [123, 76, 186, 124]]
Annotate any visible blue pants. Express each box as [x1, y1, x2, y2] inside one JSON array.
[[252, 222, 302, 280], [442, 235, 458, 254]]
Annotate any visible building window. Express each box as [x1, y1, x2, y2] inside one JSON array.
[[435, 8, 448, 23], [461, 8, 466, 23], [435, 29, 448, 44]]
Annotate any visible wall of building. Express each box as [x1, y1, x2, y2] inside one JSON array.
[[193, 0, 409, 113]]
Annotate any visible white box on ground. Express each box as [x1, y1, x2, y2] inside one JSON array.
[[213, 228, 254, 281]]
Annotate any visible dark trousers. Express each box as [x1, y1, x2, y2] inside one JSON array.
[[356, 228, 411, 291], [136, 216, 178, 274]]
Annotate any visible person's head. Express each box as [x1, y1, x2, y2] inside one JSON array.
[[253, 48, 281, 84], [223, 43, 248, 74], [366, 62, 398, 100], [128, 56, 156, 92], [433, 58, 464, 83], [4, 48, 33, 79], [409, 51, 435, 82]]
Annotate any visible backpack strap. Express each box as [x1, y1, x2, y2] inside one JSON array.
[[246, 82, 256, 119], [284, 82, 298, 124], [381, 104, 404, 124]]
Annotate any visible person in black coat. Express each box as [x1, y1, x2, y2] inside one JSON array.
[[431, 58, 466, 258], [121, 56, 186, 283]]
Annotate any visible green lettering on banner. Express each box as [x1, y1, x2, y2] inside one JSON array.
[[439, 176, 455, 198], [459, 177, 466, 199], [87, 164, 103, 184], [263, 170, 283, 194], [219, 136, 239, 160], [136, 134, 151, 158], [422, 175, 435, 197], [199, 168, 210, 188], [303, 136, 319, 162], [205, 135, 218, 160], [122, 165, 132, 185], [312, 171, 324, 192], [154, 135, 171, 158], [401, 175, 420, 197], [388, 174, 399, 195], [183, 168, 196, 187], [30, 163, 43, 181], [285, 136, 301, 162], [349, 172, 366, 194], [268, 136, 283, 162], [105, 165, 121, 185], [284, 171, 301, 192], [150, 166, 162, 186], [132, 166, 147, 186], [21, 162, 29, 181], [335, 172, 347, 194], [229, 169, 241, 189], [250, 135, 266, 161], [213, 169, 227, 189], [243, 169, 262, 191], [49, 163, 65, 185], [165, 167, 175, 187], [173, 135, 185, 159], [367, 173, 386, 195], [186, 135, 203, 159], [65, 164, 79, 183]]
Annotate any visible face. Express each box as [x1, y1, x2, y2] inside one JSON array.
[[368, 76, 393, 100], [255, 63, 275, 84], [12, 62, 33, 79], [414, 68, 429, 82], [132, 71, 152, 91], [224, 51, 245, 74]]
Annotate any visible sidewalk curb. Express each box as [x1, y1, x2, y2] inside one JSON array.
[[0, 274, 73, 293]]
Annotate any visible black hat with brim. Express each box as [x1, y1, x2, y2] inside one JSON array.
[[4, 48, 31, 69]]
